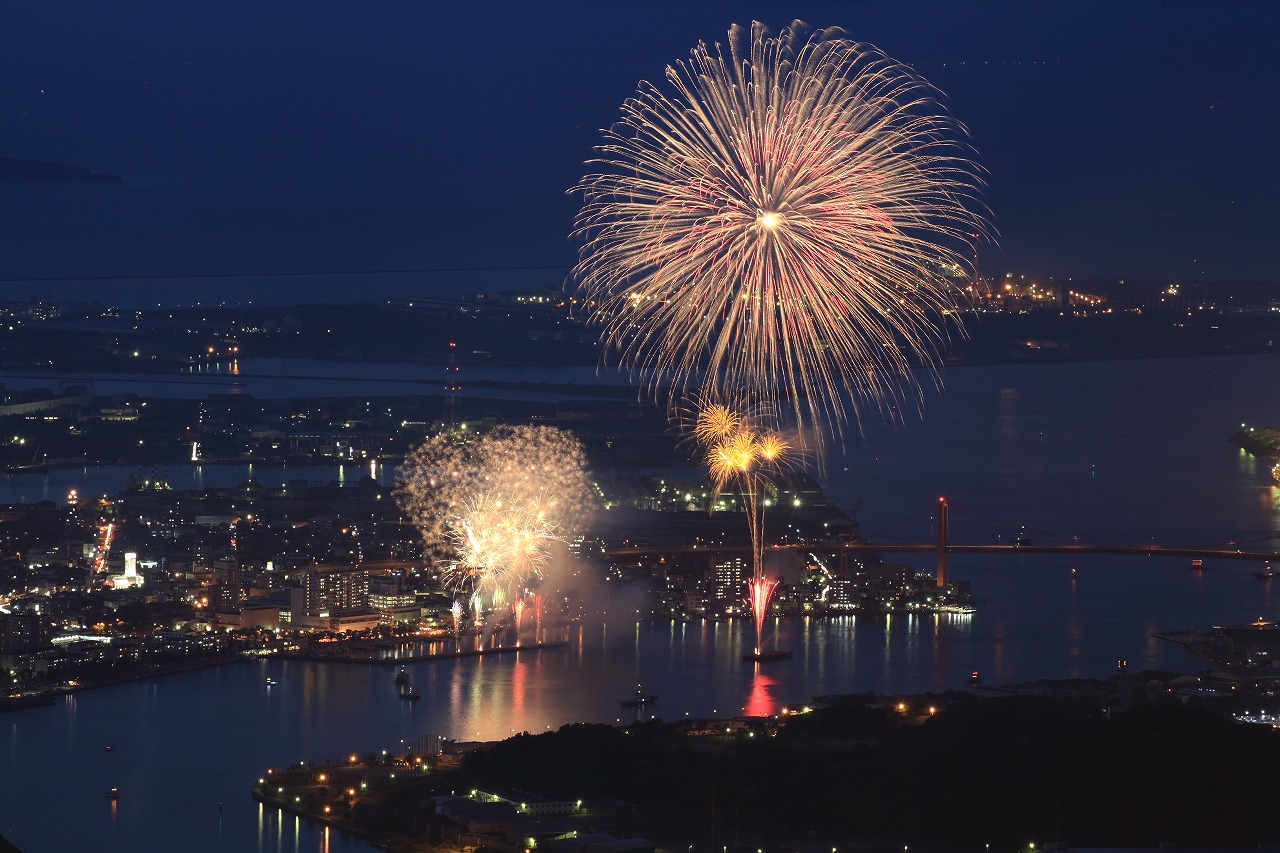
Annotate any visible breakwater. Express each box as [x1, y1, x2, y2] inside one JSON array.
[[274, 640, 567, 665]]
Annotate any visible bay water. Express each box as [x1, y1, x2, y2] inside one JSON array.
[[2, 354, 1279, 852]]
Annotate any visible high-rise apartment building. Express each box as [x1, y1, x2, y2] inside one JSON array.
[[302, 565, 369, 613]]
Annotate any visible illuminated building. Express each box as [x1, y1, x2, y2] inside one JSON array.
[[0, 611, 45, 655], [368, 578, 421, 624], [302, 564, 369, 612], [711, 557, 746, 602]]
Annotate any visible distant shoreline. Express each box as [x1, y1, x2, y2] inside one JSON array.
[[0, 156, 120, 183], [1, 655, 245, 711]]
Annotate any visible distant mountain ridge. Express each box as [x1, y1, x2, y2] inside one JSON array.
[[0, 156, 120, 183]]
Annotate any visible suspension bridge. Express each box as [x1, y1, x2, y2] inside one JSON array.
[[880, 497, 1280, 587]]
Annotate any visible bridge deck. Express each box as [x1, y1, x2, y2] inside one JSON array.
[[606, 543, 1280, 562]]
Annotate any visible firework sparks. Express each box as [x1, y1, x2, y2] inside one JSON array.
[[450, 599, 464, 646], [696, 404, 793, 569], [572, 20, 990, 454], [513, 598, 526, 643], [396, 425, 593, 611], [747, 575, 781, 656], [691, 400, 794, 652], [444, 494, 554, 598], [694, 403, 740, 446]]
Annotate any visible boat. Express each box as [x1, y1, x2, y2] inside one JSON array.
[[1258, 564, 1275, 581], [968, 671, 983, 686], [620, 686, 658, 708], [394, 667, 410, 687], [1190, 558, 1205, 572], [400, 688, 420, 702], [106, 787, 119, 800], [934, 603, 977, 615], [743, 649, 794, 662], [265, 677, 276, 686]]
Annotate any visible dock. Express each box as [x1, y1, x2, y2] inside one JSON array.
[[1230, 427, 1280, 459]]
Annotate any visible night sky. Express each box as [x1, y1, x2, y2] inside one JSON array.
[[1, 0, 1277, 306]]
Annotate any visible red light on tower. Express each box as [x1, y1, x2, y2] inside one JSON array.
[[445, 342, 461, 425], [936, 497, 949, 588]]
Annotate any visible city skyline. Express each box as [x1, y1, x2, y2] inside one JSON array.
[[1, 0, 1277, 309], [3, 5, 1280, 848]]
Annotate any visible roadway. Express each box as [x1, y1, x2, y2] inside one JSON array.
[[605, 542, 1280, 563]]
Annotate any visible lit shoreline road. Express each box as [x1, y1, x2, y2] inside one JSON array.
[[251, 755, 422, 852]]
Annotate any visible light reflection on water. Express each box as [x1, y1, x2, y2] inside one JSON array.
[[1, 584, 1266, 851], [1, 355, 1279, 850]]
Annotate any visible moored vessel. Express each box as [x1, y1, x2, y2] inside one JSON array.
[[621, 685, 658, 707], [743, 649, 794, 662]]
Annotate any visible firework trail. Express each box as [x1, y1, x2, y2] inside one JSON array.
[[450, 599, 464, 646], [692, 400, 794, 653], [396, 425, 593, 612], [695, 401, 792, 577], [572, 20, 990, 455], [747, 575, 781, 656]]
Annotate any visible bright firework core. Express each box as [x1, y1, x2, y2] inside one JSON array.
[[395, 425, 593, 617], [748, 576, 781, 655], [572, 20, 991, 458]]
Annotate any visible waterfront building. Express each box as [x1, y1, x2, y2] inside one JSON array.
[[367, 572, 420, 624], [302, 564, 369, 612], [470, 788, 584, 818], [0, 610, 45, 654], [280, 587, 306, 626], [826, 575, 859, 610], [239, 604, 281, 630], [293, 609, 381, 633], [710, 557, 746, 602], [210, 557, 241, 609], [369, 591, 420, 624]]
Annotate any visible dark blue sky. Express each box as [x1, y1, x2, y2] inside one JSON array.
[[1, 1, 1277, 306]]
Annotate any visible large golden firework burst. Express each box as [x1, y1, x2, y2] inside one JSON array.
[[572, 20, 991, 455], [395, 425, 593, 602]]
